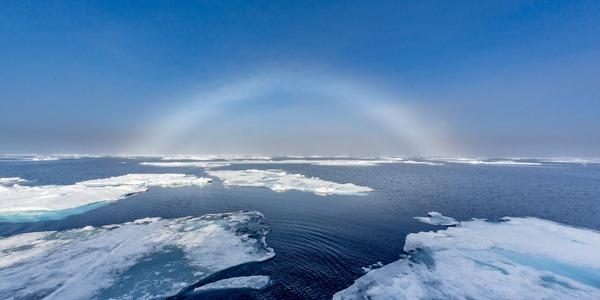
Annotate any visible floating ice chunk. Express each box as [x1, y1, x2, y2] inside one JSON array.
[[0, 174, 212, 221], [160, 155, 272, 161], [151, 157, 443, 167], [0, 177, 28, 186], [229, 159, 442, 167], [414, 211, 458, 226], [194, 275, 271, 291], [0, 154, 100, 162], [397, 160, 444, 166], [334, 216, 600, 300], [307, 160, 384, 166], [362, 261, 384, 273], [541, 158, 600, 164], [0, 211, 274, 300], [140, 161, 231, 168], [207, 169, 373, 196], [0, 155, 59, 162], [434, 157, 541, 166]]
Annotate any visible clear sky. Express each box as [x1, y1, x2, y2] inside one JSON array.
[[1, 1, 599, 157]]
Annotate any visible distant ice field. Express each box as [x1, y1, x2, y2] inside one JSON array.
[[0, 156, 599, 299]]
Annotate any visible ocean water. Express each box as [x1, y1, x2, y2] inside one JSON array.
[[1, 157, 600, 299]]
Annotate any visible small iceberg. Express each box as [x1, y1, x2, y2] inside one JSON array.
[[0, 211, 274, 300], [414, 211, 459, 226], [194, 275, 271, 291], [334, 214, 600, 300], [207, 169, 373, 196], [0, 174, 212, 222]]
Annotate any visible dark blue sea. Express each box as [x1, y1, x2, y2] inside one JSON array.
[[1, 157, 599, 299]]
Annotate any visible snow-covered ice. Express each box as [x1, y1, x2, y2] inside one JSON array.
[[0, 211, 274, 300], [334, 215, 600, 300], [541, 158, 600, 164], [414, 211, 459, 226], [0, 174, 212, 221], [362, 261, 384, 273], [433, 158, 541, 166], [207, 169, 373, 196], [194, 275, 271, 291], [160, 155, 272, 161], [0, 177, 28, 186], [141, 161, 231, 168], [144, 157, 443, 167], [0, 154, 101, 162]]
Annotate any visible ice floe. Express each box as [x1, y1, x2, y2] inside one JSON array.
[[0, 174, 212, 221], [143, 158, 443, 168], [304, 159, 442, 166], [0, 155, 60, 162], [0, 154, 101, 162], [207, 169, 373, 195], [160, 155, 273, 161], [140, 161, 231, 168], [362, 261, 384, 273], [434, 158, 541, 166], [413, 211, 459, 226], [541, 158, 600, 164], [0, 177, 28, 186], [334, 215, 600, 300], [0, 211, 274, 300], [194, 275, 271, 291]]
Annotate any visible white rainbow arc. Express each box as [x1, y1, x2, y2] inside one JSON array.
[[132, 72, 453, 156]]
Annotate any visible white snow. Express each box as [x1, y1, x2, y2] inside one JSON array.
[[414, 211, 459, 226], [541, 158, 600, 164], [0, 177, 28, 186], [0, 154, 101, 162], [143, 158, 444, 168], [397, 160, 443, 166], [434, 158, 541, 166], [207, 169, 373, 196], [362, 261, 384, 273], [140, 161, 231, 168], [334, 215, 600, 300], [0, 211, 274, 300], [0, 174, 212, 219], [160, 155, 272, 161], [194, 275, 271, 291]]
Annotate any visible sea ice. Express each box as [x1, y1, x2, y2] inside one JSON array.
[[362, 261, 384, 273], [0, 211, 274, 300], [0, 174, 212, 221], [141, 161, 231, 168], [207, 169, 373, 195], [0, 177, 28, 186], [334, 215, 600, 300], [160, 155, 272, 161], [434, 158, 541, 166], [194, 275, 271, 291], [541, 158, 600, 164], [414, 211, 458, 226], [145, 157, 443, 167], [0, 154, 100, 162]]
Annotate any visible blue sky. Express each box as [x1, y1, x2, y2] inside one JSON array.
[[1, 1, 599, 156]]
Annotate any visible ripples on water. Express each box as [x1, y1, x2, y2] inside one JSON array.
[[1, 158, 600, 299]]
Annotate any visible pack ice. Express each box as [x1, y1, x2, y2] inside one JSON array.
[[0, 174, 211, 221], [0, 211, 274, 300], [334, 214, 600, 300], [207, 169, 373, 195]]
